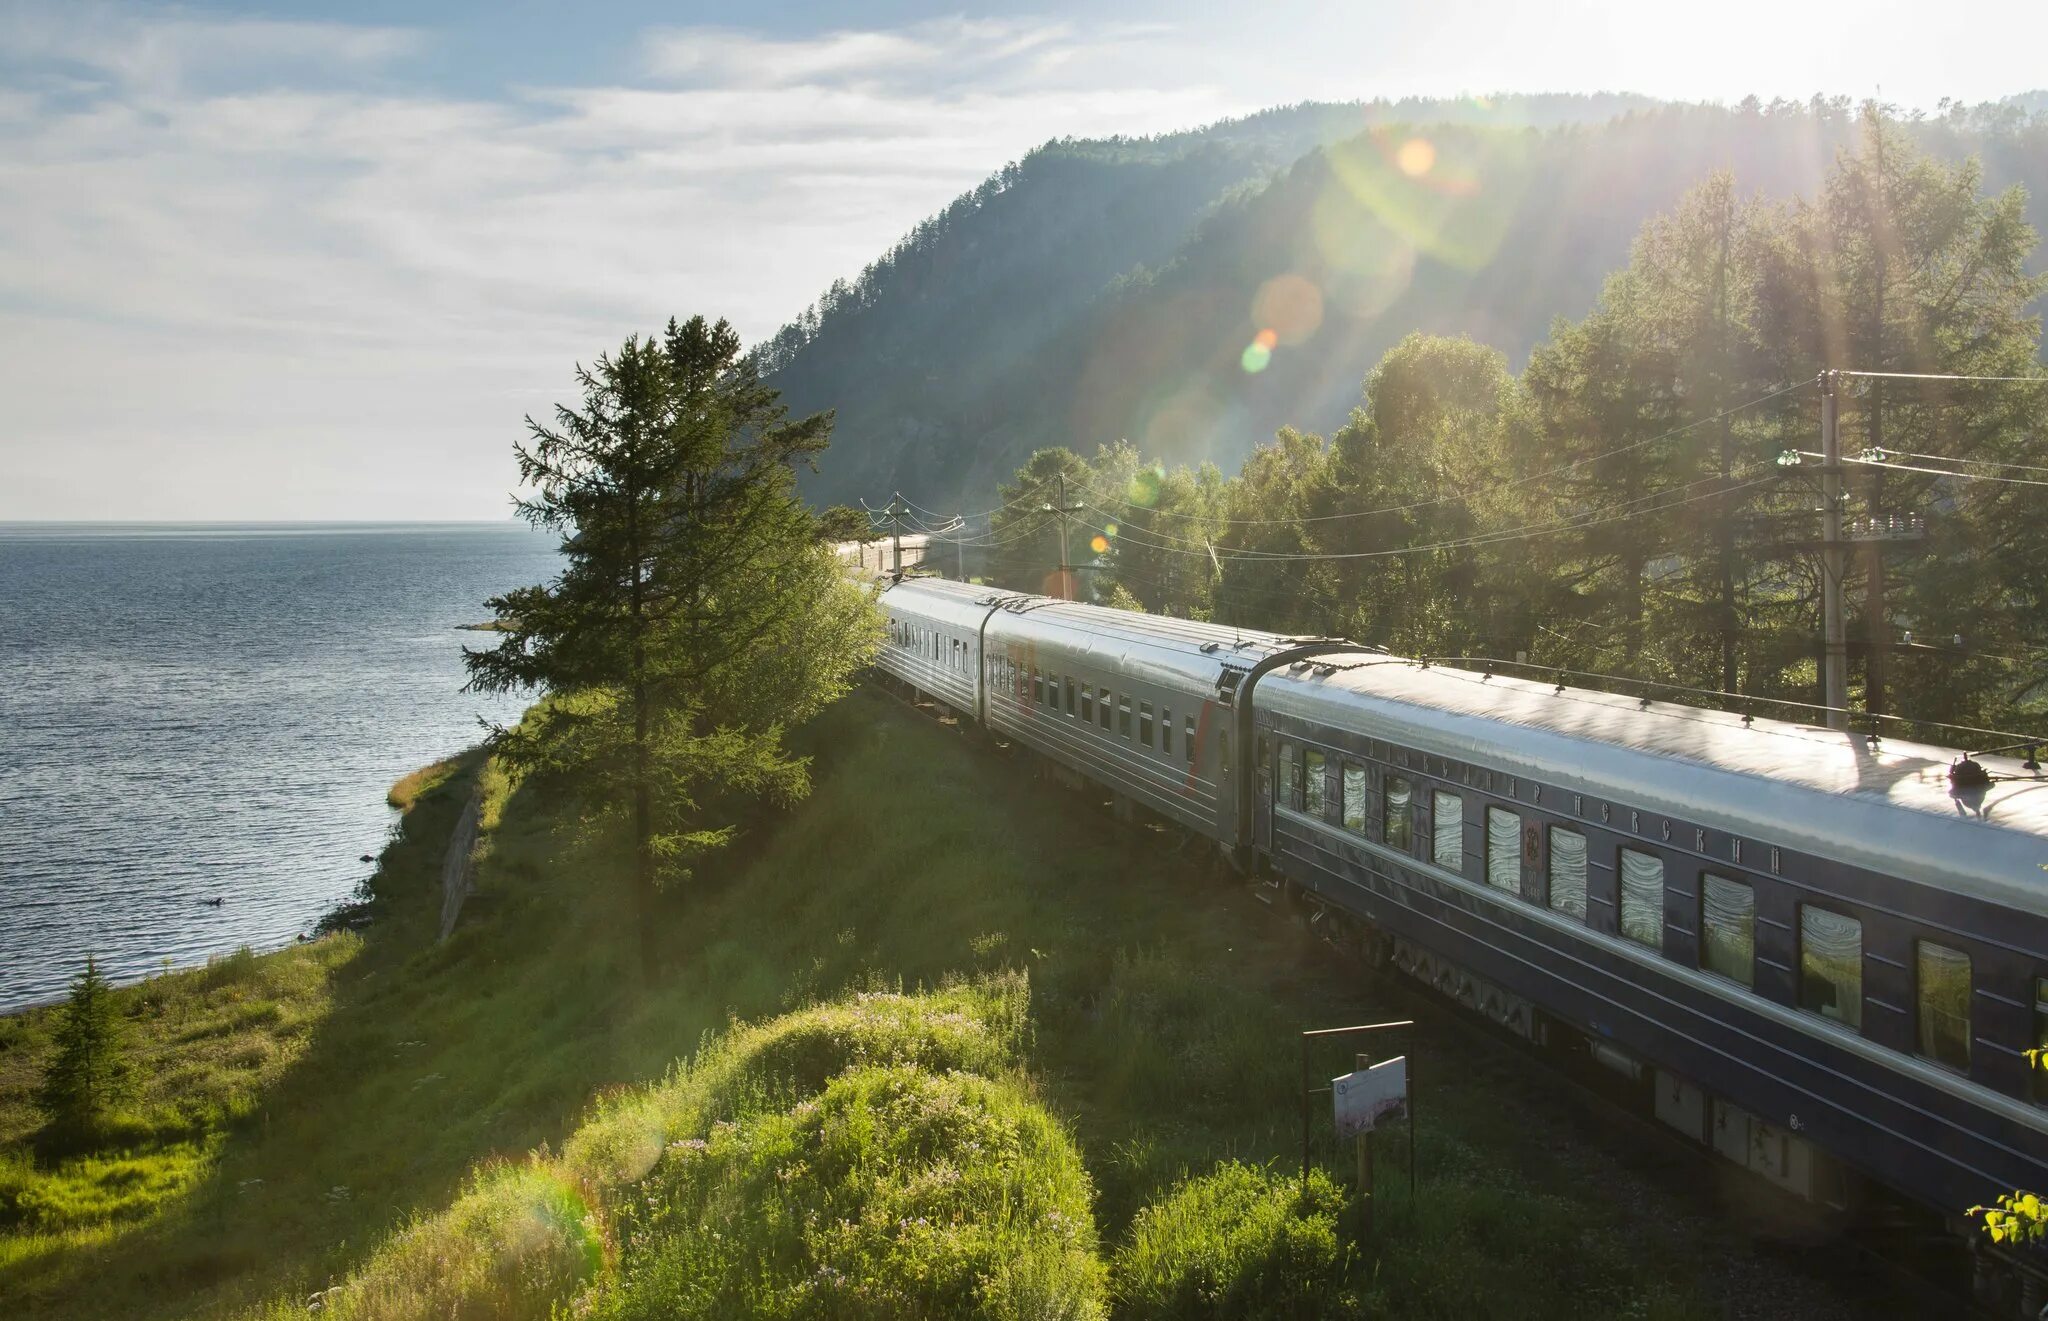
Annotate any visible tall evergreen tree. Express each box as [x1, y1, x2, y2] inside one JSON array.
[[467, 316, 878, 975], [37, 955, 136, 1148]]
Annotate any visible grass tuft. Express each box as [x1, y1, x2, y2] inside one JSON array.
[[1112, 1161, 1358, 1320]]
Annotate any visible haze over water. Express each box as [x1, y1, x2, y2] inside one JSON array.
[[0, 522, 558, 1010]]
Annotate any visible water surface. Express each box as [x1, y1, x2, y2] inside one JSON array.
[[0, 522, 557, 1010]]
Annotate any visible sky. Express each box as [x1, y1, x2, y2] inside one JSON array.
[[2, 1, 2044, 520]]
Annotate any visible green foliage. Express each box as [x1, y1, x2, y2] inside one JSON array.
[[772, 97, 2048, 522], [258, 1160, 602, 1321], [976, 112, 2048, 735], [596, 1063, 1105, 1321], [1112, 1163, 1358, 1320], [466, 314, 880, 970], [1968, 1191, 2047, 1245], [35, 958, 137, 1149]]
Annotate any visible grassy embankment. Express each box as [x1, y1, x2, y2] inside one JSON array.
[[3, 689, 1750, 1318]]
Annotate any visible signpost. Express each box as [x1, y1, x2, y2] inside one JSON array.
[[1300, 1020, 1417, 1235]]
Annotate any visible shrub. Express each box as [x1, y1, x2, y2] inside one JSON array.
[[268, 1160, 601, 1321], [564, 975, 1027, 1189], [1111, 1162, 1360, 1320], [594, 1063, 1106, 1321]]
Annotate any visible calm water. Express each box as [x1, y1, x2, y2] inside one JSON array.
[[0, 523, 559, 1011]]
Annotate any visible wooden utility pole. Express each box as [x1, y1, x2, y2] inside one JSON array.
[[1820, 370, 1850, 729]]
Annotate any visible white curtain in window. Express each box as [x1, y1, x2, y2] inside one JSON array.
[[1618, 849, 1664, 947], [1486, 807, 1519, 892], [1547, 828, 1586, 919]]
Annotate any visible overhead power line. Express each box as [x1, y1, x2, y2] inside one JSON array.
[[1837, 370, 2048, 384], [1083, 378, 1813, 529]]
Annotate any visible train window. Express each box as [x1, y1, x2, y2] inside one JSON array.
[[1032, 668, 1043, 706], [1118, 696, 1133, 740], [1618, 849, 1664, 949], [1080, 685, 1093, 723], [1432, 792, 1463, 869], [1161, 709, 1173, 756], [1098, 689, 1112, 730], [1185, 716, 1196, 765], [1341, 762, 1368, 833], [1798, 905, 1862, 1031], [1304, 750, 1327, 816], [1700, 875, 1754, 986], [1065, 678, 1076, 716], [1139, 702, 1154, 747], [1485, 808, 1519, 893], [1547, 827, 1587, 919], [1913, 940, 1971, 1072], [1385, 775, 1413, 850], [1277, 740, 1298, 810]]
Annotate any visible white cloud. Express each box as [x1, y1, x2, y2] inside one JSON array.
[[0, 5, 1245, 519]]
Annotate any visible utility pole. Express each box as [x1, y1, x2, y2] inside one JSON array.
[[1864, 112, 1890, 718], [1819, 370, 1850, 730], [1040, 470, 1086, 601], [885, 497, 908, 575]]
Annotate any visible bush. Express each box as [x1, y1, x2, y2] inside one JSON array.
[[263, 1160, 601, 1321], [1111, 1162, 1360, 1320], [594, 1063, 1106, 1321], [564, 976, 1027, 1189]]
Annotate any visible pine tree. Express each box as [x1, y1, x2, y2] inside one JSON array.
[[465, 316, 878, 976], [36, 955, 137, 1147]]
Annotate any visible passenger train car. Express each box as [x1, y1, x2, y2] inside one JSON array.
[[873, 574, 2048, 1301]]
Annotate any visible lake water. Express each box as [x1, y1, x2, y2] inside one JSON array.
[[0, 523, 559, 1011]]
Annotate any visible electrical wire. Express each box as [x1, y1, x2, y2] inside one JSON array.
[[1083, 471, 1776, 565], [1080, 378, 1813, 529], [1837, 370, 2048, 384], [1799, 451, 2048, 489]]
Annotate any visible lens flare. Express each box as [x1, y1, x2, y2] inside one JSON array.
[[1396, 137, 1436, 178], [1241, 341, 1272, 373], [1104, 522, 1119, 537], [1251, 274, 1324, 345], [1089, 534, 1110, 554]]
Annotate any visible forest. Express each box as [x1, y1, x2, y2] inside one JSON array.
[[949, 109, 2048, 740], [764, 94, 2048, 532]]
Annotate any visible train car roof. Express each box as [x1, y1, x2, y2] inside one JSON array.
[[876, 575, 1033, 631], [1258, 656, 2048, 914]]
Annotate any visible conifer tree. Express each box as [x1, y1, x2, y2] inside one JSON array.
[[37, 955, 136, 1147], [466, 316, 878, 976]]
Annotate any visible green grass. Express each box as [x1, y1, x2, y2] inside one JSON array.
[[4, 689, 1736, 1319]]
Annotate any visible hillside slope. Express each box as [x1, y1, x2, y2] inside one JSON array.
[[768, 97, 2048, 509]]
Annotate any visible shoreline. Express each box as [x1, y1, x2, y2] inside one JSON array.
[[0, 748, 481, 1023]]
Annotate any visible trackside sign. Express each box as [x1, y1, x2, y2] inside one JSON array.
[[1332, 1056, 1408, 1139]]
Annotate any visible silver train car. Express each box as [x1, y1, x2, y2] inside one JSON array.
[[873, 575, 2048, 1298]]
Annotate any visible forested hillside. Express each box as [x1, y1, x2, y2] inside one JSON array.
[[968, 110, 2048, 738], [765, 95, 2048, 511]]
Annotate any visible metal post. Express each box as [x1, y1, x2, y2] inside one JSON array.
[[1356, 1052, 1373, 1237], [1820, 371, 1849, 730], [889, 498, 906, 576]]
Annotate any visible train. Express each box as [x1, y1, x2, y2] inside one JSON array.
[[872, 572, 2048, 1308]]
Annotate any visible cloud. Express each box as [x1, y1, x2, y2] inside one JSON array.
[[638, 18, 1086, 90], [0, 5, 1243, 518], [0, 3, 422, 95]]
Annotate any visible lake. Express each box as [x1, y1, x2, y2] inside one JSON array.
[[0, 522, 559, 1011]]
